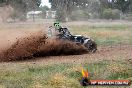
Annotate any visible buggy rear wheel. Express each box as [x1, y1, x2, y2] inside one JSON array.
[[84, 40, 97, 53]]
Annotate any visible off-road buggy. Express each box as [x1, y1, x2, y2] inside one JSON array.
[[47, 23, 97, 53]]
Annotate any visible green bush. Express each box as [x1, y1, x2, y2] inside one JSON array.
[[124, 13, 132, 21], [102, 8, 120, 20], [70, 10, 90, 21]]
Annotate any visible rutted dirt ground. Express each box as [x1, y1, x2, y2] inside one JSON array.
[[0, 29, 131, 65], [29, 45, 132, 65]]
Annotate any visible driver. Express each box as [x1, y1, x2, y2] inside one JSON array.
[[53, 22, 72, 37]]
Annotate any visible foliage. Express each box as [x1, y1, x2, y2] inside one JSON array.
[[70, 10, 90, 21], [102, 8, 120, 20], [0, 0, 41, 10], [49, 0, 132, 21], [56, 10, 67, 22], [100, 0, 132, 13], [0, 0, 41, 21], [49, 0, 74, 22], [40, 5, 50, 18], [124, 13, 132, 21], [40, 5, 49, 11], [112, 0, 131, 13], [49, 0, 101, 22]]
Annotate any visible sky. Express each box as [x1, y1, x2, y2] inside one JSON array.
[[41, 0, 51, 8]]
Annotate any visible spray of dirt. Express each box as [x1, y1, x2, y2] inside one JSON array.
[[0, 31, 46, 61], [34, 39, 88, 57], [0, 31, 88, 62]]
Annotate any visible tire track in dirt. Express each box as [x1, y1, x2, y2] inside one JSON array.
[[15, 44, 132, 66]]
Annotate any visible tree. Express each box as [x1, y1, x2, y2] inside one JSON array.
[[49, 0, 75, 22], [102, 8, 120, 19], [49, 0, 100, 22], [128, 1, 132, 12], [40, 6, 49, 11], [0, 0, 41, 21], [99, 0, 131, 13], [40, 5, 50, 18], [112, 0, 131, 13], [49, 0, 132, 21]]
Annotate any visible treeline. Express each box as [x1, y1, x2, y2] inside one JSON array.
[[0, 0, 41, 21], [0, 0, 132, 22], [49, 0, 132, 22]]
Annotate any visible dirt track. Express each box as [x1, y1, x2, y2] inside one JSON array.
[[0, 29, 131, 64], [28, 44, 132, 65]]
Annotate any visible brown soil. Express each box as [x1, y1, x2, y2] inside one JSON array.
[[30, 44, 132, 65]]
